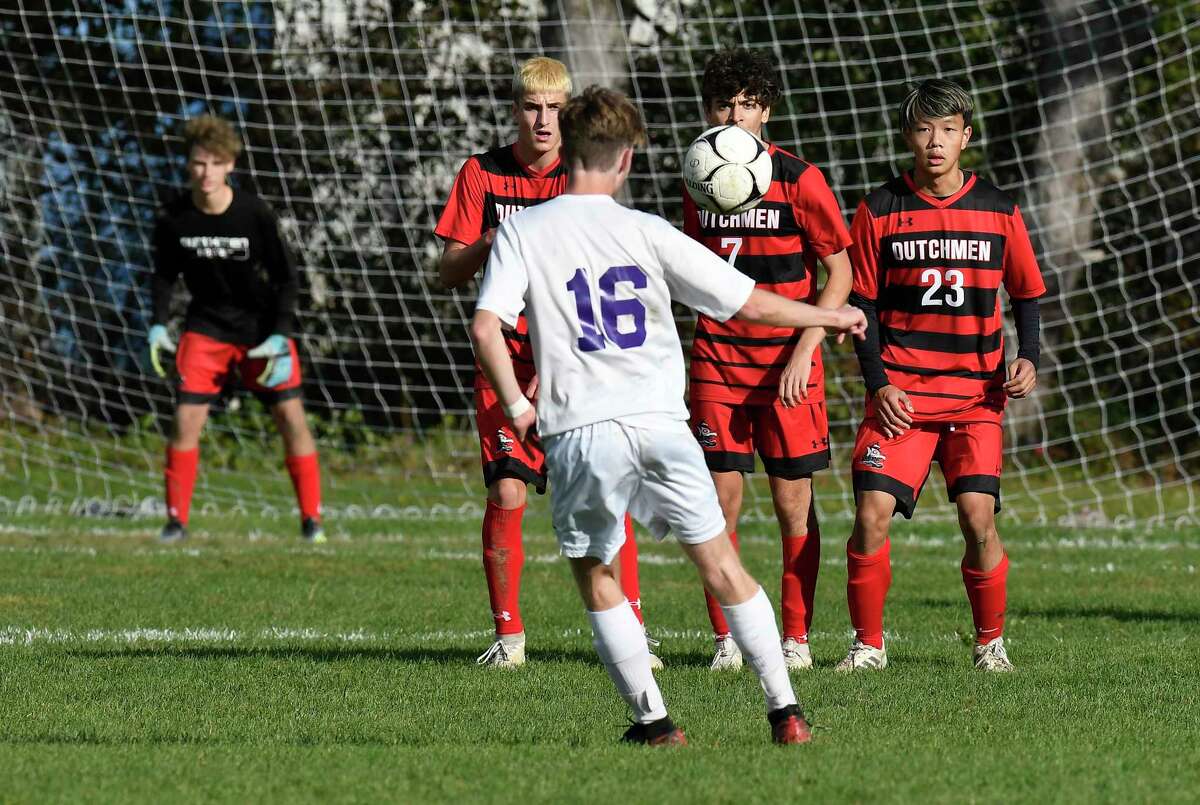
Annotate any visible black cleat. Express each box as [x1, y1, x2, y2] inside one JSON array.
[[301, 517, 327, 544], [159, 519, 187, 543], [620, 716, 687, 746]]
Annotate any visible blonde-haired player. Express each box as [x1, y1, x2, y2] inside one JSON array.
[[435, 58, 652, 667]]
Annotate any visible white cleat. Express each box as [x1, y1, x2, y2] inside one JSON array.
[[781, 637, 813, 671], [709, 634, 743, 671], [645, 631, 665, 671], [476, 633, 526, 668], [835, 639, 888, 672], [973, 636, 1014, 672]]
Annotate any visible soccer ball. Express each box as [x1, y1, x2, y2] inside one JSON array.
[[682, 124, 773, 215]]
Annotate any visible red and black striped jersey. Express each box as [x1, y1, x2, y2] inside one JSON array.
[[849, 171, 1046, 421], [684, 144, 852, 405], [435, 144, 567, 389]]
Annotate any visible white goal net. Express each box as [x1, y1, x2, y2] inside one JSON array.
[[1, 1, 1197, 527]]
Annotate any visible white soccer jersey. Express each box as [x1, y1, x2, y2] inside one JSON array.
[[476, 193, 756, 437]]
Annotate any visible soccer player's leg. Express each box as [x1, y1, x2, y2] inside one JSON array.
[[634, 421, 809, 744], [548, 421, 681, 744], [757, 401, 832, 670], [688, 399, 752, 669], [615, 515, 662, 669], [473, 387, 545, 666], [938, 421, 1013, 671], [162, 332, 229, 542], [244, 338, 324, 542], [839, 419, 938, 670]]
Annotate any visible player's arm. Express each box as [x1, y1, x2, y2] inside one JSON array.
[[734, 288, 864, 337], [847, 201, 911, 437], [438, 230, 496, 290], [1001, 205, 1047, 400], [470, 310, 535, 439], [148, 216, 181, 376], [780, 248, 853, 406]]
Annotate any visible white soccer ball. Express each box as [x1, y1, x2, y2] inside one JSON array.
[[682, 124, 773, 215]]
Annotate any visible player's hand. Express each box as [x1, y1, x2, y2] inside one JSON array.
[[1004, 358, 1037, 399], [874, 384, 914, 438], [524, 374, 539, 400], [778, 349, 813, 408], [148, 324, 176, 378], [510, 406, 537, 443], [830, 305, 868, 343], [247, 334, 292, 388]]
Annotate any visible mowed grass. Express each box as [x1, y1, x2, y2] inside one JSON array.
[[1, 512, 1198, 803]]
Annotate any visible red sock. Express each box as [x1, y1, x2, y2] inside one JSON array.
[[284, 452, 322, 522], [847, 539, 892, 649], [962, 553, 1009, 644], [618, 513, 644, 624], [781, 530, 821, 641], [164, 445, 199, 525], [482, 501, 525, 636], [704, 530, 739, 636]]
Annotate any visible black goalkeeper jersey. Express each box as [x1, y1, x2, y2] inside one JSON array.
[[152, 189, 298, 345]]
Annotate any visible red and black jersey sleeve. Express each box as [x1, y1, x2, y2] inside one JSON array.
[[687, 145, 850, 406], [434, 144, 568, 389], [857, 172, 1046, 421]]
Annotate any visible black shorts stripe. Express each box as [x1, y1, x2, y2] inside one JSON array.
[[482, 456, 547, 494], [690, 377, 777, 392], [762, 449, 829, 480], [178, 390, 219, 405], [690, 354, 792, 370], [948, 474, 1001, 513], [883, 326, 1003, 355], [701, 450, 756, 474], [254, 386, 304, 407], [853, 470, 918, 519]]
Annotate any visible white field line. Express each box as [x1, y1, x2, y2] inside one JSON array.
[[0, 625, 941, 648]]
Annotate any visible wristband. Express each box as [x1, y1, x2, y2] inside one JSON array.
[[502, 396, 532, 419]]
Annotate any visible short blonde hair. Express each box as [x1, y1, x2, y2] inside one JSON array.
[[512, 56, 572, 101], [559, 85, 647, 170], [183, 114, 242, 161]]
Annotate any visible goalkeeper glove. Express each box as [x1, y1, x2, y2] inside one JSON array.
[[148, 324, 176, 378], [247, 334, 292, 388]]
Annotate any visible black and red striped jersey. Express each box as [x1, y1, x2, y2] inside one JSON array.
[[849, 171, 1046, 421], [435, 144, 567, 389], [684, 143, 852, 405]]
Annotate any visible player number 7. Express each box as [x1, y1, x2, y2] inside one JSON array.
[[721, 237, 743, 267]]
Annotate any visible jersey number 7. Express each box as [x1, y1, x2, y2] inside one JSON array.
[[566, 265, 648, 352]]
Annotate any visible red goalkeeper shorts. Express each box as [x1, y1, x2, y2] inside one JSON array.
[[474, 386, 546, 493], [176, 331, 303, 406], [688, 398, 830, 479], [851, 417, 1003, 519]]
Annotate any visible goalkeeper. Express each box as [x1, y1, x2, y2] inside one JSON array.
[[148, 114, 324, 544]]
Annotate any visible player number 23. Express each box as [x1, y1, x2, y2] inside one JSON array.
[[920, 267, 965, 307], [566, 265, 648, 352]]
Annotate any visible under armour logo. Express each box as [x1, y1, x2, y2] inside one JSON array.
[[899, 216, 915, 227]]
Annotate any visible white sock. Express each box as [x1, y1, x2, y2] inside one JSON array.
[[721, 586, 797, 712], [588, 600, 667, 724]]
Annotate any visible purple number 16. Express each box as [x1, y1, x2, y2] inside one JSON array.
[[565, 265, 648, 352]]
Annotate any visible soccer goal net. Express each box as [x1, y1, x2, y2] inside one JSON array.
[[1, 1, 1196, 527]]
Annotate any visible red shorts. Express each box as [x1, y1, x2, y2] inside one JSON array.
[[474, 386, 547, 493], [688, 399, 830, 479], [176, 331, 303, 406], [851, 417, 1003, 519]]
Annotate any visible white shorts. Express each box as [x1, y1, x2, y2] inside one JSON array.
[[543, 417, 727, 565]]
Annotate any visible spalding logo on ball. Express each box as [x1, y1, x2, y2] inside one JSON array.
[[683, 124, 773, 215]]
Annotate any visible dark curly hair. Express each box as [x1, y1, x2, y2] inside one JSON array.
[[701, 48, 781, 110]]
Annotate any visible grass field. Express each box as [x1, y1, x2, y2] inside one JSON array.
[[1, 510, 1198, 803]]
